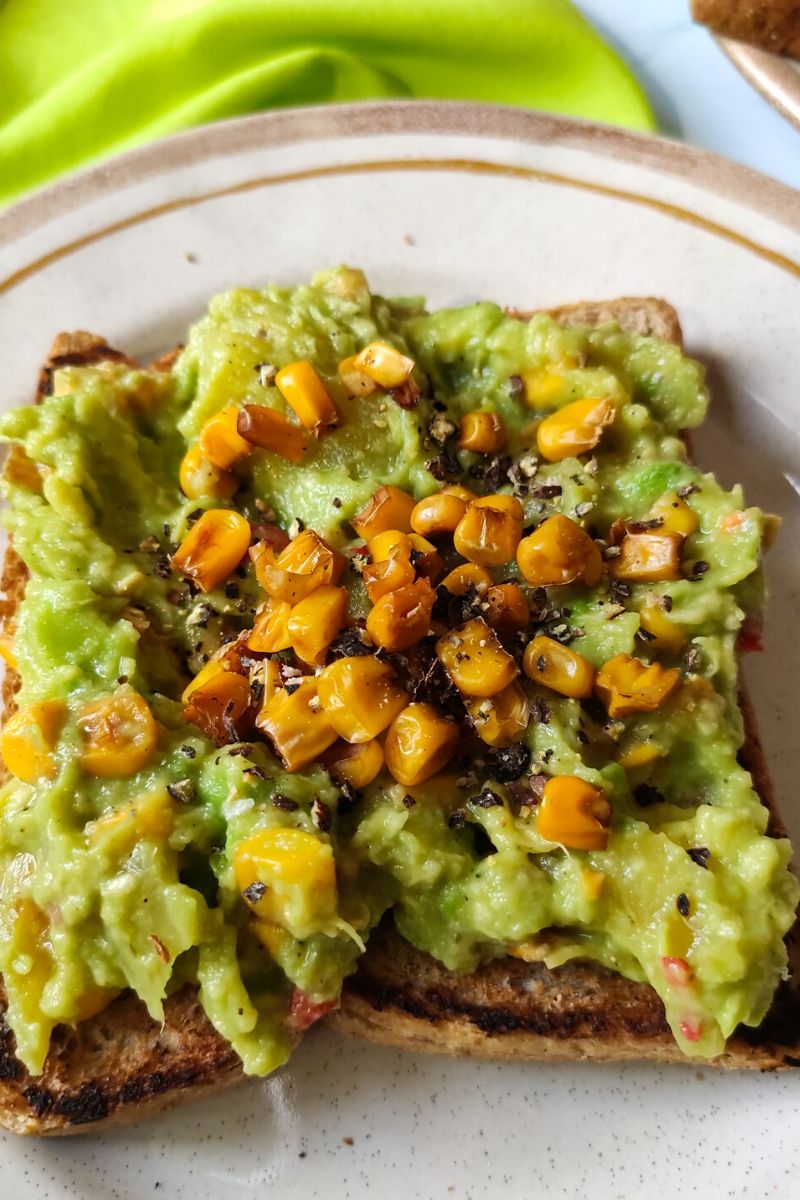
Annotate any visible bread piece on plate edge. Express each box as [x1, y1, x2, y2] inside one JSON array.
[[1, 306, 798, 1137]]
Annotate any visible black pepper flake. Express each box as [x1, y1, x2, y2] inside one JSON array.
[[490, 743, 530, 781], [425, 442, 461, 482], [244, 765, 266, 782], [687, 846, 710, 868], [243, 881, 267, 905], [328, 624, 374, 659], [536, 654, 546, 673], [402, 794, 416, 809], [332, 497, 342, 509], [636, 627, 656, 643], [634, 783, 665, 806], [480, 454, 513, 492], [472, 788, 503, 808], [540, 748, 553, 763], [179, 744, 197, 758], [678, 483, 701, 498], [448, 809, 467, 829], [311, 798, 332, 832], [626, 517, 664, 533], [508, 374, 525, 398], [530, 484, 562, 500], [117, 674, 128, 685], [186, 508, 204, 526], [690, 560, 709, 579], [162, 522, 171, 539], [337, 781, 361, 814], [153, 557, 172, 579], [250, 679, 264, 704], [609, 580, 630, 604], [684, 646, 702, 673], [272, 793, 298, 812], [284, 681, 301, 695], [676, 893, 691, 917], [530, 696, 550, 725], [662, 594, 674, 613], [225, 582, 240, 599], [167, 779, 196, 805]]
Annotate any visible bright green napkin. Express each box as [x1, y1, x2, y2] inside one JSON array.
[[0, 0, 653, 205]]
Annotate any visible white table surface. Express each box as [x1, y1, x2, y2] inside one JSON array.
[[576, 0, 800, 191]]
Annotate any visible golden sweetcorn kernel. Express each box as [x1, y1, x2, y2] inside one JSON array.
[[258, 679, 339, 771], [251, 527, 347, 606], [517, 514, 602, 588], [1, 699, 65, 784], [324, 738, 384, 789], [581, 868, 606, 901], [79, 687, 158, 777], [465, 682, 530, 747], [234, 826, 337, 937], [523, 635, 595, 699], [368, 529, 411, 562], [288, 584, 349, 666], [363, 545, 416, 602], [275, 361, 340, 435], [199, 406, 252, 470], [453, 495, 523, 567], [236, 405, 309, 463], [352, 485, 416, 539], [247, 598, 293, 652], [184, 665, 252, 743], [521, 368, 564, 408], [182, 657, 227, 703], [407, 532, 445, 582], [259, 659, 284, 711], [353, 341, 415, 388], [384, 702, 459, 786], [411, 492, 468, 538], [179, 443, 238, 500], [618, 741, 664, 770], [646, 490, 699, 538], [4, 447, 44, 492], [458, 411, 506, 454], [441, 484, 477, 504], [484, 583, 530, 632], [171, 509, 251, 593], [366, 577, 435, 652], [610, 531, 683, 582], [436, 617, 518, 697], [440, 562, 493, 596], [536, 396, 615, 463], [338, 354, 378, 398], [317, 656, 409, 743], [639, 604, 685, 654], [537, 776, 611, 851], [595, 653, 682, 718]]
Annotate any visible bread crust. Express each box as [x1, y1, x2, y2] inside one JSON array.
[[691, 0, 800, 58]]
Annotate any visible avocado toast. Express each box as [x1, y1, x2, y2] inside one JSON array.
[[0, 271, 797, 1135]]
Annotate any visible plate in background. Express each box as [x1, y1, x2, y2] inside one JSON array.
[[719, 36, 800, 130], [1, 100, 799, 1199]]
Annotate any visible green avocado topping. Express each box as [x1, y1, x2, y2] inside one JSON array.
[[0, 266, 795, 1076]]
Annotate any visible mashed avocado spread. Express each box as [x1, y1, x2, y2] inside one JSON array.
[[0, 266, 796, 1076]]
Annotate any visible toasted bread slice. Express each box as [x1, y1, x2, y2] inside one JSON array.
[[333, 297, 800, 1071], [691, 0, 800, 58]]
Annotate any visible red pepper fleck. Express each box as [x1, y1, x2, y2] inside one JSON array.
[[679, 1018, 703, 1043], [285, 989, 337, 1034], [661, 956, 693, 988], [736, 616, 764, 653]]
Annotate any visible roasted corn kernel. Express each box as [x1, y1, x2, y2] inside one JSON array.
[[366, 577, 435, 652], [258, 679, 339, 771], [252, 528, 346, 607], [436, 617, 518, 697], [324, 738, 384, 788], [523, 635, 595, 699], [287, 584, 349, 666], [79, 687, 158, 777], [179, 443, 238, 500], [440, 562, 493, 596], [638, 604, 685, 654], [171, 509, 251, 593], [411, 492, 468, 537], [407, 532, 444, 582], [453, 495, 524, 567], [247, 598, 293, 652], [581, 868, 606, 901], [384, 702, 459, 786], [317, 655, 409, 743], [367, 529, 411, 562], [236, 405, 309, 462], [199, 406, 252, 470], [646, 490, 699, 538], [484, 583, 530, 632], [521, 368, 564, 408], [352, 485, 416, 539], [537, 776, 611, 851], [595, 653, 682, 718], [275, 361, 340, 435], [363, 544, 416, 602], [441, 484, 477, 503], [338, 355, 378, 398], [0, 699, 65, 784], [353, 341, 415, 388], [458, 411, 506, 454], [536, 396, 615, 462], [516, 514, 602, 587], [464, 683, 530, 747], [618, 741, 664, 770], [234, 826, 337, 937], [610, 531, 683, 582]]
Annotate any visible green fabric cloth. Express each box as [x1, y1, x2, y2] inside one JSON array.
[[0, 0, 654, 205]]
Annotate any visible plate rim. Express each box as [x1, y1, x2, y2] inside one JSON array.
[[717, 37, 800, 133], [1, 100, 799, 253]]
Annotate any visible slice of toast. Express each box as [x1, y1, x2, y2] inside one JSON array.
[[1, 302, 797, 1137], [332, 298, 800, 1071], [691, 0, 800, 58]]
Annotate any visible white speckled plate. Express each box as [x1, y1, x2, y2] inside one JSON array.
[[1, 102, 799, 1199]]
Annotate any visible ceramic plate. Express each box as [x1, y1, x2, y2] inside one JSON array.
[[719, 37, 800, 131], [1, 101, 799, 1199]]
